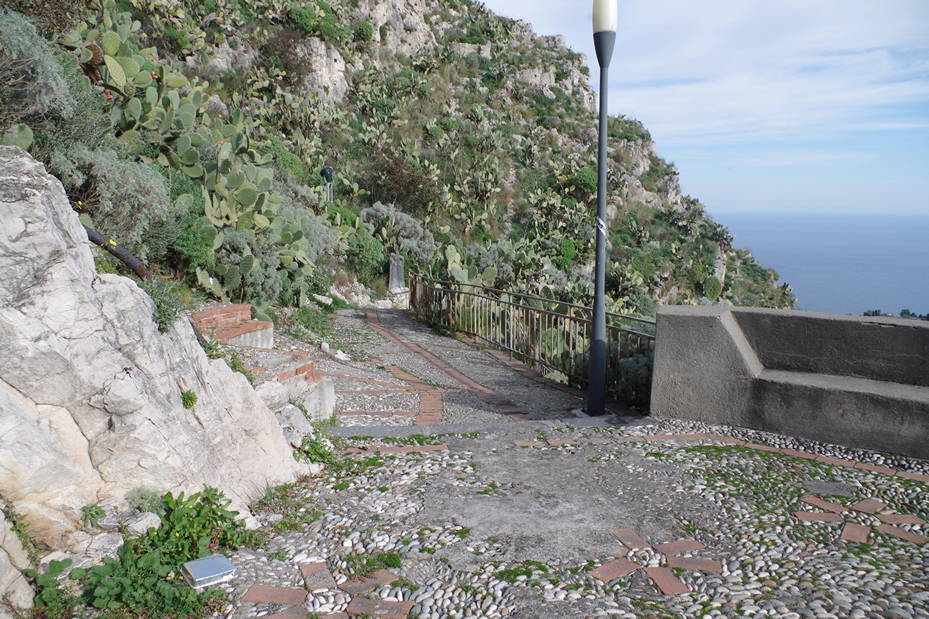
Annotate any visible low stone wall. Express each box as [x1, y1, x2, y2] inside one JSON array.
[[650, 306, 929, 459]]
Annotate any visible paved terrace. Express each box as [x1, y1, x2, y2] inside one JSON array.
[[213, 309, 928, 619]]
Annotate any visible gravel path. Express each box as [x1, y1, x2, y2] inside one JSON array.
[[206, 308, 928, 619]]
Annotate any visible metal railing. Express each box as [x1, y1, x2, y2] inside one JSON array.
[[409, 272, 656, 406]]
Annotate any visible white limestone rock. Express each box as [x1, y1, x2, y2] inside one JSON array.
[[256, 380, 290, 412], [298, 37, 350, 103], [277, 404, 315, 436], [0, 147, 305, 550], [0, 512, 33, 617]]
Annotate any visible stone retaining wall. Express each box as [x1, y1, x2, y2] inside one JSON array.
[[650, 306, 929, 459]]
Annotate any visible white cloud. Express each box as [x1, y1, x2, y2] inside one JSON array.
[[478, 0, 929, 213], [481, 0, 929, 143]]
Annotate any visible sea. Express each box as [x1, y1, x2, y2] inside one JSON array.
[[706, 212, 929, 317]]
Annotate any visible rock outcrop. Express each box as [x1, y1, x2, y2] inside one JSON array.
[[0, 510, 33, 618], [0, 147, 306, 553]]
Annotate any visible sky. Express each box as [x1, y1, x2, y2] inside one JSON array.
[[478, 0, 929, 215]]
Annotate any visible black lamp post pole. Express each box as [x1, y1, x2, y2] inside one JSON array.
[[589, 1, 616, 416]]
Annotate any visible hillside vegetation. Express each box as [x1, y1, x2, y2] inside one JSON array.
[[0, 0, 795, 316]]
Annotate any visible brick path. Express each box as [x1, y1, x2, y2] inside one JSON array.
[[327, 310, 542, 426]]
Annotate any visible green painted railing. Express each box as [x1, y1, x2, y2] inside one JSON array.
[[409, 272, 655, 407]]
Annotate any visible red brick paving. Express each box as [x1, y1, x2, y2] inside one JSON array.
[[612, 528, 650, 549], [653, 539, 705, 555], [338, 569, 399, 594], [778, 448, 817, 460], [241, 585, 307, 605], [875, 524, 928, 545], [588, 558, 641, 581], [796, 495, 927, 547], [363, 310, 539, 424], [814, 455, 853, 467], [747, 443, 780, 453], [898, 471, 929, 483], [850, 498, 886, 514], [666, 556, 724, 574], [344, 597, 414, 619], [795, 511, 844, 523], [265, 607, 311, 619], [840, 523, 871, 543], [877, 514, 925, 525], [300, 561, 337, 591], [855, 462, 897, 475], [644, 567, 688, 595], [802, 495, 847, 513]]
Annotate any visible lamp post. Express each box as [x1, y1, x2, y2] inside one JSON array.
[[588, 0, 616, 416]]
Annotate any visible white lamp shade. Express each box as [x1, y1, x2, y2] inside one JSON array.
[[592, 0, 617, 33]]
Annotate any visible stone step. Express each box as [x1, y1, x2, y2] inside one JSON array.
[[239, 348, 320, 387], [193, 304, 274, 349], [192, 304, 252, 330]]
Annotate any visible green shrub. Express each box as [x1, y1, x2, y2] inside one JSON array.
[[640, 155, 676, 193], [261, 137, 309, 183], [0, 9, 75, 133], [607, 116, 651, 143], [327, 204, 358, 227], [293, 306, 332, 335], [361, 149, 442, 216], [289, 4, 349, 46], [2, 0, 84, 37], [173, 213, 217, 274], [289, 6, 317, 33], [22, 558, 81, 615], [162, 24, 191, 54], [52, 145, 175, 261], [360, 201, 436, 266], [259, 28, 312, 87], [569, 168, 598, 196], [127, 487, 167, 516], [347, 227, 386, 284], [353, 20, 373, 42], [140, 279, 183, 333], [554, 238, 577, 270]]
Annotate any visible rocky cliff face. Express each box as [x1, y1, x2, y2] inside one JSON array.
[[0, 147, 306, 552]]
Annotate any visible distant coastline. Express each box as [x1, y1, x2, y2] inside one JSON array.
[[707, 212, 929, 316]]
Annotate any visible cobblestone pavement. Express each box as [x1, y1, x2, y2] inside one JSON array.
[[210, 309, 928, 619]]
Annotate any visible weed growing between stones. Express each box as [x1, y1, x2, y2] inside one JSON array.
[[293, 424, 342, 465], [181, 389, 197, 408], [80, 503, 105, 529], [198, 337, 255, 384], [127, 486, 167, 516], [139, 278, 184, 333], [381, 434, 440, 446], [344, 551, 402, 577], [20, 558, 82, 619], [251, 477, 321, 535], [0, 495, 41, 564]]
